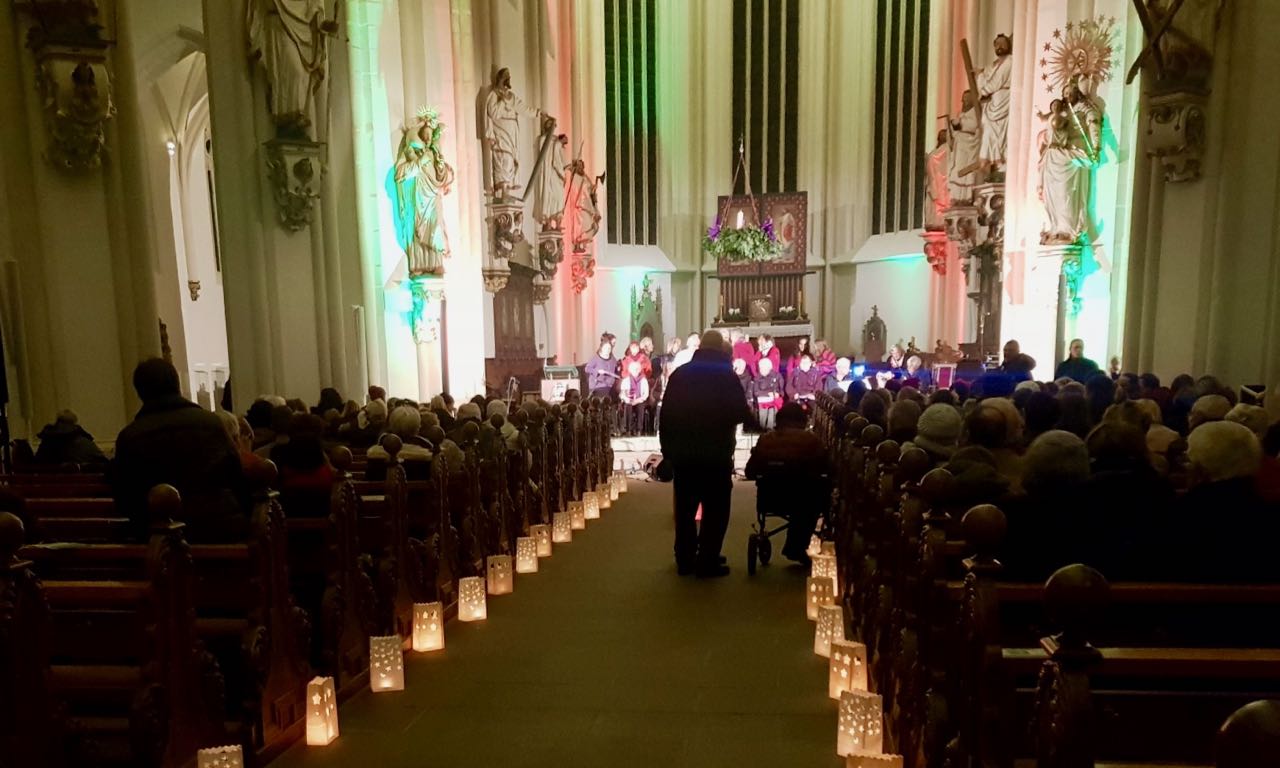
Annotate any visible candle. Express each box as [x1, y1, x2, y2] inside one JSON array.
[[736, 210, 744, 228], [798, 289, 805, 315]]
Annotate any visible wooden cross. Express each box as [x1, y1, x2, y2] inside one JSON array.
[[1126, 0, 1187, 84]]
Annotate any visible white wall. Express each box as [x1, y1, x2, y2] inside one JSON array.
[[849, 256, 932, 359]]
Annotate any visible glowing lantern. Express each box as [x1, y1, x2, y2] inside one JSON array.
[[806, 576, 835, 620], [582, 492, 599, 520], [609, 473, 621, 500], [305, 676, 339, 745], [487, 555, 514, 595], [828, 640, 869, 699], [614, 469, 629, 494], [458, 576, 487, 621], [570, 501, 586, 529], [196, 746, 244, 768], [844, 754, 903, 768], [531, 524, 552, 556], [821, 541, 836, 556], [369, 635, 404, 692], [837, 690, 883, 756], [516, 537, 538, 573], [807, 535, 823, 557], [815, 604, 845, 658], [411, 602, 444, 652], [596, 483, 612, 509], [812, 553, 840, 596], [552, 512, 572, 542]]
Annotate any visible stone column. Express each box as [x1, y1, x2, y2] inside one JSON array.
[[410, 277, 446, 400]]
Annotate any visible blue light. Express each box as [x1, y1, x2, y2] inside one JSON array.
[[852, 364, 866, 377]]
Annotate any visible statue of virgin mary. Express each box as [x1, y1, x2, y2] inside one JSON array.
[[388, 109, 455, 276]]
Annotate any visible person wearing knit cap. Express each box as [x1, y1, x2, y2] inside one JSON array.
[[660, 329, 752, 578], [908, 403, 962, 463], [1189, 394, 1231, 432]]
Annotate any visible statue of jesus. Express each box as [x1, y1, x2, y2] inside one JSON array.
[[483, 67, 544, 200], [977, 34, 1013, 176]]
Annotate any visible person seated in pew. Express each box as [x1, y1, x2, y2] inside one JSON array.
[[272, 413, 337, 491], [340, 398, 387, 447], [964, 402, 1025, 490], [254, 404, 295, 459], [1000, 431, 1093, 581], [110, 358, 249, 542], [33, 409, 107, 466], [486, 400, 521, 451], [887, 400, 921, 444], [1170, 421, 1278, 582], [368, 405, 433, 465], [449, 401, 485, 444], [744, 403, 829, 565], [217, 409, 271, 476], [905, 403, 962, 465], [245, 398, 277, 449], [429, 394, 457, 433]]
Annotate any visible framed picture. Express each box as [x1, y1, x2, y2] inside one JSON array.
[[714, 193, 808, 276]]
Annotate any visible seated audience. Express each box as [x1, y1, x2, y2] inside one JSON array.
[[744, 403, 829, 565], [246, 398, 277, 448], [34, 409, 107, 465], [1225, 403, 1269, 438], [311, 387, 344, 416], [887, 400, 922, 444], [368, 405, 434, 471], [974, 399, 1025, 485], [1189, 394, 1231, 431], [110, 358, 248, 542], [845, 379, 868, 409], [1023, 391, 1061, 447], [907, 403, 962, 464], [858, 391, 888, 431], [1085, 374, 1117, 425], [1172, 421, 1277, 582], [217, 410, 270, 476], [752, 357, 785, 430], [272, 413, 336, 491], [1001, 430, 1091, 581]]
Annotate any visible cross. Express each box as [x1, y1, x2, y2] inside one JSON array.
[[1126, 0, 1188, 84]]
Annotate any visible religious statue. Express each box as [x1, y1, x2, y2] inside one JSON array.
[[1128, 0, 1224, 87], [948, 90, 980, 202], [568, 158, 603, 254], [1037, 86, 1099, 245], [532, 132, 570, 229], [924, 129, 949, 231], [247, 0, 338, 140], [389, 108, 455, 277], [483, 67, 545, 199], [976, 34, 1012, 176]]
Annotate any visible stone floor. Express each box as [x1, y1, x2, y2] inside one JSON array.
[[273, 476, 841, 767]]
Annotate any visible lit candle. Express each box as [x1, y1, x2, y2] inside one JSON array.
[[736, 210, 744, 229]]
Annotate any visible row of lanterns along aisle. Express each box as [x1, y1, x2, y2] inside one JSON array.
[[805, 538, 904, 767], [194, 470, 630, 767]]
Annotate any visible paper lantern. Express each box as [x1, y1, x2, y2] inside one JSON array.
[[487, 554, 514, 595], [516, 537, 538, 573], [844, 754, 903, 768], [411, 602, 444, 652], [609, 473, 621, 500], [596, 483, 612, 509], [806, 576, 835, 620], [837, 690, 883, 756], [582, 492, 599, 520], [196, 746, 244, 768], [458, 576, 487, 621], [814, 604, 845, 658], [821, 541, 836, 556], [305, 675, 339, 745], [812, 553, 840, 596], [614, 469, 629, 494], [570, 500, 587, 529], [369, 635, 404, 692], [552, 512, 572, 542], [807, 535, 823, 557], [531, 524, 552, 556], [828, 640, 869, 699]]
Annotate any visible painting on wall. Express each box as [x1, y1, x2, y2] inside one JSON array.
[[714, 193, 808, 276]]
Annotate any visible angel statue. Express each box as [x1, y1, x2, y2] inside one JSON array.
[[388, 108, 455, 277], [247, 0, 338, 139], [567, 158, 604, 254]]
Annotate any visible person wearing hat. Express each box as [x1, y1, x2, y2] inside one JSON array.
[[34, 409, 107, 466], [905, 403, 962, 465], [660, 330, 752, 577]]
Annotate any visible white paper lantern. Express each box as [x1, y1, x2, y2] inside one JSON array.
[[552, 512, 573, 542], [614, 469, 629, 494], [807, 535, 823, 557], [305, 675, 339, 745], [811, 553, 840, 596], [837, 690, 883, 756], [821, 541, 836, 556], [570, 500, 587, 529], [197, 746, 244, 768], [844, 754, 903, 768], [516, 537, 538, 573], [411, 602, 444, 652], [584, 491, 601, 518], [828, 640, 869, 699], [487, 554, 514, 595], [609, 473, 622, 500], [458, 576, 487, 621], [369, 635, 404, 692], [806, 576, 835, 620], [814, 604, 845, 658], [596, 483, 612, 509], [531, 524, 552, 556]]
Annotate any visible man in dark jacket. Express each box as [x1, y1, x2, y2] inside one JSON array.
[[1054, 338, 1100, 383], [999, 339, 1037, 379], [110, 358, 249, 542], [744, 403, 829, 564], [659, 331, 752, 577], [34, 410, 107, 465]]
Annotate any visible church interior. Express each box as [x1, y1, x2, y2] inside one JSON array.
[[2, 0, 1279, 766]]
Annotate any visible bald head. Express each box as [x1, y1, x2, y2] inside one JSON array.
[[1187, 421, 1261, 484]]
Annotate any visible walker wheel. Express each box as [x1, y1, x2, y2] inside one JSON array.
[[747, 535, 759, 575], [758, 536, 772, 566]]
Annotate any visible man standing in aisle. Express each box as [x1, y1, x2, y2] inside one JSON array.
[[660, 330, 752, 578]]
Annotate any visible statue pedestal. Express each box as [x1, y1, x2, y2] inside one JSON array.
[[410, 276, 446, 400], [264, 139, 324, 232], [944, 205, 980, 247], [486, 197, 526, 266], [921, 230, 949, 275], [535, 226, 564, 279], [532, 276, 553, 306], [482, 268, 510, 294]]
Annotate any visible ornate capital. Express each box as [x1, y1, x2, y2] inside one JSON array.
[[264, 139, 324, 232], [1145, 90, 1206, 183], [1038, 243, 1085, 317], [187, 280, 201, 302], [482, 268, 510, 294], [14, 0, 116, 173], [532, 277, 553, 305], [921, 230, 950, 276], [943, 205, 980, 248], [486, 198, 526, 263], [536, 226, 565, 280]]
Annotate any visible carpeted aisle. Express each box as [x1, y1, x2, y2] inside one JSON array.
[[273, 476, 841, 768]]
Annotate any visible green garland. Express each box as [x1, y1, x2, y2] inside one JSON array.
[[703, 223, 784, 264]]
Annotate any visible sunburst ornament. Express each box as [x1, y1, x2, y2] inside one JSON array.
[[1041, 15, 1118, 94]]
